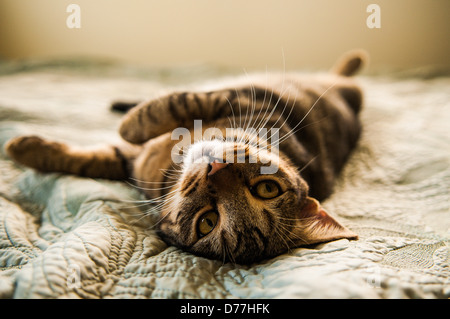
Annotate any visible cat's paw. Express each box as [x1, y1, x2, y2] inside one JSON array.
[[4, 135, 65, 170], [6, 135, 44, 155]]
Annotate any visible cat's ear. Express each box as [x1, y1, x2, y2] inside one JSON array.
[[293, 197, 358, 246]]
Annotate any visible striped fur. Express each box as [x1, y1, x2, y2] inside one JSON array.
[[5, 51, 366, 264]]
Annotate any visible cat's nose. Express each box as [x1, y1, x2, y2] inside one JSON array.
[[207, 160, 229, 176]]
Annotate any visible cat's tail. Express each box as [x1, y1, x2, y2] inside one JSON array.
[[330, 49, 369, 76], [110, 100, 141, 113]]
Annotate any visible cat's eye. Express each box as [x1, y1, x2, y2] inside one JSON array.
[[197, 211, 219, 238], [253, 180, 281, 199]]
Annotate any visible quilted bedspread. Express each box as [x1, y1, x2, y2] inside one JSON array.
[[0, 60, 448, 299]]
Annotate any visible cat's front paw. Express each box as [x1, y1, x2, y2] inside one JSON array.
[[4, 135, 65, 170], [6, 135, 43, 155]]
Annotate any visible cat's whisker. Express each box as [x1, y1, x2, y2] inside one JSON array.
[[249, 84, 274, 133], [226, 115, 235, 131], [269, 200, 311, 246], [279, 217, 316, 229], [282, 116, 330, 144], [126, 191, 178, 229], [297, 155, 319, 174], [277, 215, 317, 222], [115, 194, 176, 228], [158, 168, 181, 177], [129, 177, 177, 184], [128, 206, 161, 228], [257, 87, 286, 131], [254, 48, 289, 135], [245, 83, 268, 138], [245, 80, 268, 133], [122, 187, 179, 205], [224, 95, 238, 130], [234, 87, 244, 130], [171, 143, 188, 159], [129, 183, 177, 192], [272, 222, 295, 254], [262, 76, 337, 147], [251, 83, 292, 143], [117, 200, 156, 210], [275, 81, 339, 146], [126, 176, 179, 193], [241, 70, 253, 133], [233, 90, 248, 146], [265, 87, 300, 144], [250, 83, 298, 150], [255, 67, 272, 129], [159, 168, 183, 181], [224, 239, 236, 265], [274, 219, 309, 246], [119, 201, 168, 215], [116, 191, 159, 205], [149, 199, 174, 215], [149, 206, 176, 230], [272, 82, 298, 126], [221, 244, 227, 265], [161, 164, 184, 174]]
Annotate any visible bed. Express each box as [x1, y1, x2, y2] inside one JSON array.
[[0, 59, 448, 299]]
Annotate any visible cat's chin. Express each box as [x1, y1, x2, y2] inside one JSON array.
[[182, 139, 280, 173], [183, 140, 225, 167]]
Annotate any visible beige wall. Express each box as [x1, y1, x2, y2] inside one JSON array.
[[0, 0, 449, 72]]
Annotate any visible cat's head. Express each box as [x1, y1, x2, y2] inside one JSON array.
[[158, 132, 357, 264]]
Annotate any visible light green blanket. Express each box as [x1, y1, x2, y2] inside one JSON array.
[[0, 61, 448, 298]]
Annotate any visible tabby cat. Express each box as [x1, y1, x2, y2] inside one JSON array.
[[5, 51, 366, 264]]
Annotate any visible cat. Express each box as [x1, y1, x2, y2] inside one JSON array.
[[5, 50, 366, 264]]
